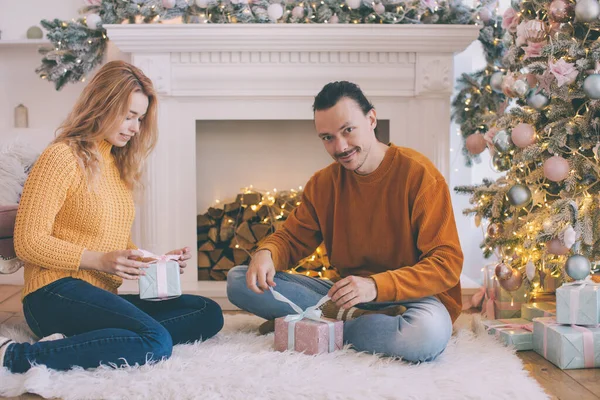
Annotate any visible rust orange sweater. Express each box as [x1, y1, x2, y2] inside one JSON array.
[[259, 144, 464, 322]]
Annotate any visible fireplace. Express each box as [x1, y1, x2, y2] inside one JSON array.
[[104, 24, 479, 308]]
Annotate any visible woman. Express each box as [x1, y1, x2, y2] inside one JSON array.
[[0, 60, 223, 373]]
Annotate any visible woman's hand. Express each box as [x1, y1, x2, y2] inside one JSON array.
[[166, 246, 191, 274], [81, 249, 149, 280]]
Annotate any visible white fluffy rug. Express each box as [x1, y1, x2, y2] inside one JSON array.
[[0, 314, 548, 400]]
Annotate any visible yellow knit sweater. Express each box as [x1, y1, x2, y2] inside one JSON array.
[[15, 140, 136, 299]]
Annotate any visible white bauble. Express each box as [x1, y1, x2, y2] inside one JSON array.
[[86, 13, 102, 29], [267, 3, 284, 20]]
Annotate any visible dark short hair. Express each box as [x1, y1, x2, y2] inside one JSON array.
[[312, 81, 374, 115]]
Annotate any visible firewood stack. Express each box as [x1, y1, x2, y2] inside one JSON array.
[[197, 188, 339, 281]]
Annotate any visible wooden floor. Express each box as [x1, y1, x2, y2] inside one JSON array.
[[0, 285, 598, 400]]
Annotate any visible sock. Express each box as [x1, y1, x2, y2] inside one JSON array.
[[0, 337, 15, 367], [39, 333, 66, 342], [320, 300, 407, 321]]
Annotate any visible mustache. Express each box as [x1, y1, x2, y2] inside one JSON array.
[[335, 147, 360, 159]]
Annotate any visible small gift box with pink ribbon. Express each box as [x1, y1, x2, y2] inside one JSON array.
[[533, 316, 600, 370], [556, 277, 600, 326], [521, 301, 556, 321], [482, 318, 533, 351], [138, 249, 182, 301], [270, 287, 343, 355], [480, 264, 529, 319]]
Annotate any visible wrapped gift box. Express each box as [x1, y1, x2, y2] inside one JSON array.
[[521, 302, 556, 321], [483, 318, 533, 351], [556, 284, 600, 326], [274, 316, 343, 355], [533, 317, 600, 370], [139, 258, 182, 301]]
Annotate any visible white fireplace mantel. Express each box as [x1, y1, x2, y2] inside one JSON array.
[[104, 24, 479, 308]]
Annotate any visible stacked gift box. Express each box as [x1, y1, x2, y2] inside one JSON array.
[[482, 264, 529, 319], [531, 281, 600, 370], [482, 318, 534, 351]]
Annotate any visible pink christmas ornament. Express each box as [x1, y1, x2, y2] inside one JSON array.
[[524, 19, 548, 42], [374, 2, 385, 14], [549, 0, 574, 22], [329, 14, 339, 23], [546, 237, 570, 255], [162, 0, 176, 8], [466, 133, 488, 155], [543, 155, 570, 182], [495, 262, 513, 280], [292, 6, 305, 18], [499, 268, 524, 291], [511, 123, 537, 148]]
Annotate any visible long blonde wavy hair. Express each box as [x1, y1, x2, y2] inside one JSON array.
[[53, 60, 158, 189]]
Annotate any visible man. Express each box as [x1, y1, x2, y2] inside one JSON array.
[[226, 81, 463, 362]]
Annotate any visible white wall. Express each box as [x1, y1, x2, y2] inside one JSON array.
[[0, 0, 508, 286], [451, 0, 511, 284]]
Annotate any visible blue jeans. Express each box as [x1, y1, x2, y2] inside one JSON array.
[[3, 277, 224, 373], [226, 265, 452, 362]]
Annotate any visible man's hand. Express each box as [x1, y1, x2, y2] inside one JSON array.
[[328, 276, 378, 309], [246, 249, 277, 294]]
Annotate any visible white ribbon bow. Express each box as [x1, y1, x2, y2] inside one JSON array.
[[269, 287, 337, 352]]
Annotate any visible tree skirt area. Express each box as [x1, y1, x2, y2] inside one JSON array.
[[0, 313, 548, 400]]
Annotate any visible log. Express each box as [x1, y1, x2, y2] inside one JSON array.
[[210, 270, 227, 281], [197, 251, 212, 268], [197, 268, 211, 280], [208, 227, 219, 244], [207, 207, 224, 220], [220, 217, 235, 242], [250, 223, 272, 242], [236, 221, 256, 243], [243, 207, 257, 221], [209, 249, 224, 263], [224, 201, 242, 214], [197, 232, 209, 242], [198, 241, 215, 252], [236, 192, 262, 206], [229, 235, 255, 251], [213, 255, 235, 271], [233, 249, 250, 265], [257, 205, 270, 220], [197, 214, 213, 229]]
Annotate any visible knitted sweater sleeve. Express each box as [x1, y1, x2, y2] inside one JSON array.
[[371, 179, 464, 302], [14, 144, 86, 271]]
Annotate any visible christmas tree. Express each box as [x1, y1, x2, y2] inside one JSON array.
[[455, 0, 600, 296]]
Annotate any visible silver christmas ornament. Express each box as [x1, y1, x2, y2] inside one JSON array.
[[493, 130, 514, 153], [507, 184, 532, 207], [527, 90, 550, 110], [490, 72, 504, 92], [575, 0, 600, 22], [514, 79, 529, 97], [493, 154, 511, 172], [583, 74, 600, 99], [565, 254, 591, 280]]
